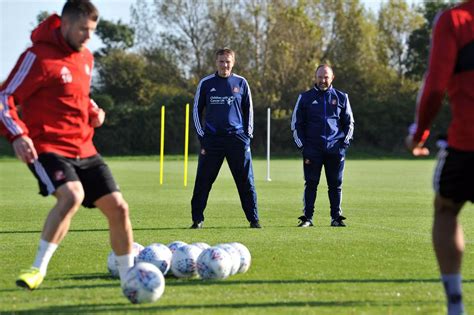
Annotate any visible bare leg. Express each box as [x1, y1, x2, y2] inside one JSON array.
[[433, 194, 464, 274], [433, 194, 465, 315], [42, 181, 84, 242], [95, 191, 133, 256], [95, 192, 134, 283], [34, 181, 84, 275]]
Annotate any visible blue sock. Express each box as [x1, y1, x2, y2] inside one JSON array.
[[441, 274, 464, 315]]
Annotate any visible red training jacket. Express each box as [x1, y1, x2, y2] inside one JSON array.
[[0, 14, 100, 158], [414, 0, 474, 151]]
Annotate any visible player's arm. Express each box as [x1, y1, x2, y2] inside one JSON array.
[[408, 11, 457, 154], [291, 94, 305, 149], [241, 80, 254, 139], [0, 50, 43, 163], [341, 94, 354, 147], [88, 99, 105, 128], [193, 79, 206, 142]]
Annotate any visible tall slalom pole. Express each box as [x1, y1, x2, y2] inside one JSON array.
[[160, 105, 165, 185], [266, 107, 272, 182], [184, 103, 190, 187]]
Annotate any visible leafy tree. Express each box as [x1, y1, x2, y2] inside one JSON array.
[[36, 11, 50, 24], [94, 49, 158, 106], [377, 0, 423, 78], [405, 1, 453, 80], [95, 19, 134, 56]]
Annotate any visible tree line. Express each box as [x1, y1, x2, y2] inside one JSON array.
[[0, 0, 454, 157]]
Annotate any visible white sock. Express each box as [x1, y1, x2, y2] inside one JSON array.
[[32, 239, 58, 276], [441, 273, 464, 315], [116, 254, 134, 285]]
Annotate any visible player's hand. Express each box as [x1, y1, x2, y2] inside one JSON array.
[[90, 108, 105, 128], [12, 136, 38, 163], [405, 134, 429, 157]]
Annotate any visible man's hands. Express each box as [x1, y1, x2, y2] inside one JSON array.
[[90, 107, 105, 128], [12, 136, 37, 163], [405, 134, 430, 157]]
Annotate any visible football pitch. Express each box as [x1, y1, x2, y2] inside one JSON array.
[[1, 157, 473, 314]]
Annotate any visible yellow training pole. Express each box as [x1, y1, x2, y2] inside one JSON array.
[[184, 103, 190, 187], [160, 105, 165, 185]]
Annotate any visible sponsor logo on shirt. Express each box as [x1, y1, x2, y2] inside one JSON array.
[[210, 96, 235, 106], [60, 66, 72, 84]]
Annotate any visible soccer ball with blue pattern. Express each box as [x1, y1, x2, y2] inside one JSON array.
[[228, 242, 252, 274], [137, 243, 172, 276], [167, 241, 187, 254], [197, 247, 232, 280], [170, 244, 202, 278], [107, 242, 144, 278], [122, 262, 165, 304]]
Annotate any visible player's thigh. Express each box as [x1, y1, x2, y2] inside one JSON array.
[[76, 155, 120, 208], [434, 148, 474, 203], [303, 155, 323, 183], [28, 153, 80, 197]]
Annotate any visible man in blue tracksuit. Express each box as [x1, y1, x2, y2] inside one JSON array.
[[190, 48, 260, 229], [291, 64, 354, 227]]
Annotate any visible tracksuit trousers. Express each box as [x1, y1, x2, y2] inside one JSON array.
[[303, 151, 345, 221], [191, 134, 259, 223]]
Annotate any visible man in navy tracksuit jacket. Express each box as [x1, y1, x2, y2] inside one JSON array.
[[291, 64, 354, 227], [190, 48, 260, 229]]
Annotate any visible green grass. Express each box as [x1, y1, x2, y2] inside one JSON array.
[[1, 157, 473, 314]]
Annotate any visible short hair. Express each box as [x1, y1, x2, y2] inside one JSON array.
[[316, 64, 333, 73], [61, 0, 99, 22], [215, 48, 235, 60]]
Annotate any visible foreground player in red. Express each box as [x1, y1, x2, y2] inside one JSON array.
[[406, 1, 474, 314], [0, 0, 134, 290]]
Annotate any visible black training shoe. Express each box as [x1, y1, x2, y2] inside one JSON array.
[[190, 221, 203, 229], [297, 215, 314, 227], [250, 221, 262, 228], [331, 216, 346, 227]]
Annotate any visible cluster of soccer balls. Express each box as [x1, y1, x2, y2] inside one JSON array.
[[107, 241, 251, 304]]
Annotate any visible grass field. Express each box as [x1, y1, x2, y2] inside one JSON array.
[[1, 157, 473, 314]]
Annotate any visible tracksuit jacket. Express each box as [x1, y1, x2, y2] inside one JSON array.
[[0, 14, 100, 159], [291, 85, 354, 157], [414, 0, 474, 151], [193, 73, 253, 141]]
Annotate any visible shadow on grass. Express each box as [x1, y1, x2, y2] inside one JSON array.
[[0, 275, 463, 294], [0, 225, 262, 234], [1, 299, 439, 314], [54, 273, 474, 287]]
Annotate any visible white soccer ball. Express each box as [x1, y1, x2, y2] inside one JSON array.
[[137, 243, 172, 276], [107, 242, 145, 278], [191, 242, 210, 250], [228, 242, 251, 274], [215, 243, 242, 276], [167, 241, 188, 254], [122, 262, 165, 304], [197, 247, 233, 280], [170, 244, 202, 278]]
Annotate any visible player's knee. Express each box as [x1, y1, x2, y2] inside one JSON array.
[[435, 195, 463, 217], [56, 183, 85, 211], [111, 200, 130, 222]]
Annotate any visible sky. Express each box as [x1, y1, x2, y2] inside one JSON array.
[[1, 0, 421, 81]]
